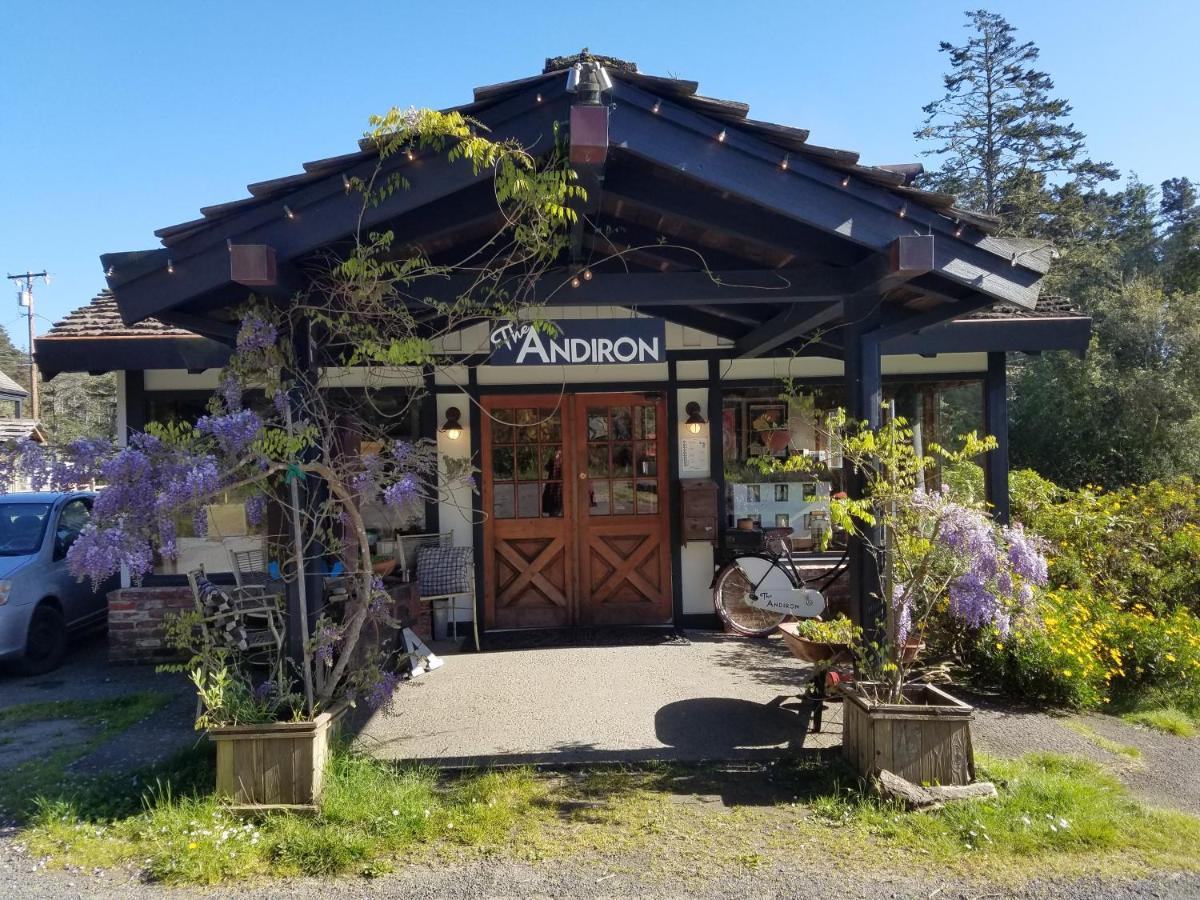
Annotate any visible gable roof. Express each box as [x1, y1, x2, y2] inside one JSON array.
[[0, 370, 27, 398]]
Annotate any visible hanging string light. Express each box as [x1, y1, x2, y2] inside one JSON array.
[[780, 154, 790, 170], [652, 99, 662, 114], [166, 259, 175, 275], [898, 203, 908, 219], [716, 129, 727, 142], [841, 175, 851, 187], [283, 205, 295, 220]]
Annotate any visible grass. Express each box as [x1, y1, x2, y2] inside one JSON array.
[[1122, 706, 1198, 738], [0, 693, 172, 822], [1065, 720, 1143, 759], [18, 746, 1200, 886]]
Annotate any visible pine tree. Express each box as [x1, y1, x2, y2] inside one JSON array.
[[1161, 177, 1200, 292], [916, 10, 1116, 231], [0, 324, 30, 395]]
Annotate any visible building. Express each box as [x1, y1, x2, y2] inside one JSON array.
[[38, 54, 1090, 636]]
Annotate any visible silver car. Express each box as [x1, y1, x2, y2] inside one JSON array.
[[0, 491, 119, 674]]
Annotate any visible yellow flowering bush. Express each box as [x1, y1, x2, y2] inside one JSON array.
[[969, 472, 1200, 712]]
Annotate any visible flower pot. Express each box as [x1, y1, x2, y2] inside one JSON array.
[[207, 701, 349, 809], [776, 622, 853, 666], [842, 683, 975, 786]]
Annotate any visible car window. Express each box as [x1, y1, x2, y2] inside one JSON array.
[[0, 503, 51, 555], [55, 499, 91, 558]]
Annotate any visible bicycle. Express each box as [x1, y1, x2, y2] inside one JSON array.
[[711, 526, 831, 637]]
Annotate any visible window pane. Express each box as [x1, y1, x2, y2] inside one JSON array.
[[516, 407, 538, 443], [491, 416, 515, 444], [588, 479, 610, 515], [635, 441, 657, 477], [538, 408, 562, 443], [516, 445, 540, 480], [612, 442, 633, 476], [540, 482, 564, 517], [636, 480, 659, 515], [612, 479, 634, 515], [587, 444, 609, 477], [517, 482, 541, 518], [611, 406, 632, 440], [493, 483, 515, 519], [540, 446, 564, 480], [492, 446, 514, 480], [587, 407, 608, 441], [635, 406, 657, 439]]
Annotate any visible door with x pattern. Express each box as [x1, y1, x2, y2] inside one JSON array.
[[481, 393, 672, 629]]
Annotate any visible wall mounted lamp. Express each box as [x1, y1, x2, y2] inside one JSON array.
[[440, 407, 463, 441], [684, 401, 707, 435]]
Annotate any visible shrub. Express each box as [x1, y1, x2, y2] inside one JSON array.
[[970, 471, 1200, 715]]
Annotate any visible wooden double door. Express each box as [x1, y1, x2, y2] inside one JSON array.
[[481, 393, 672, 630]]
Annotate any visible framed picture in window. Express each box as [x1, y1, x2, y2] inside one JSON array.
[[748, 402, 789, 457], [801, 482, 818, 501], [774, 484, 789, 502]]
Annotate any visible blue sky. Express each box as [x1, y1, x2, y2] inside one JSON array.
[[2, 0, 1197, 342]]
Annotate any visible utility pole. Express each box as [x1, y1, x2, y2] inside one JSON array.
[[6, 271, 49, 421]]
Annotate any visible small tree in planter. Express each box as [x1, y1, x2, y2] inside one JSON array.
[[0, 108, 585, 805], [820, 408, 1050, 784]]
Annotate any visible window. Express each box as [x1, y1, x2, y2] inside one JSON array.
[[54, 499, 91, 559], [723, 387, 844, 552]]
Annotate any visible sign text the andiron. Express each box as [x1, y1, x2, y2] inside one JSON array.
[[489, 318, 666, 366]]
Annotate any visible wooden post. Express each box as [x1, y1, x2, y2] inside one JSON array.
[[843, 297, 885, 646], [983, 351, 1010, 523]]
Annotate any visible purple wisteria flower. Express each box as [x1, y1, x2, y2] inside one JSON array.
[[196, 409, 263, 457], [382, 474, 419, 507], [217, 371, 243, 412], [236, 315, 278, 354], [1003, 523, 1049, 586], [193, 506, 209, 538], [366, 671, 401, 709], [244, 493, 267, 527]]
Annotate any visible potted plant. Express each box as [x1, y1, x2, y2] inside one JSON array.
[[819, 408, 1049, 786]]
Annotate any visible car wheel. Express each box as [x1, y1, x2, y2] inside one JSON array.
[[19, 604, 67, 675]]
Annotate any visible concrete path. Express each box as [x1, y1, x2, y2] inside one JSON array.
[[356, 633, 839, 766]]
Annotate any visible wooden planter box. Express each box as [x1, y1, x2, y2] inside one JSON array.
[[208, 702, 349, 810], [842, 683, 975, 786]]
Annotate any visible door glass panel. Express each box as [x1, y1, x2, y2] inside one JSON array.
[[516, 407, 538, 443], [492, 416, 515, 444], [636, 480, 659, 515], [540, 482, 564, 517], [516, 445, 539, 480], [612, 443, 633, 476], [586, 407, 608, 441], [612, 479, 634, 515], [611, 406, 633, 440], [538, 408, 561, 443], [638, 406, 657, 439], [517, 482, 541, 518], [540, 446, 563, 480], [635, 442, 657, 477], [587, 444, 609, 477], [589, 479, 610, 516], [493, 483, 515, 519], [492, 447, 514, 480]]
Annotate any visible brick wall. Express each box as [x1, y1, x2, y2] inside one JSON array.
[[107, 587, 194, 665]]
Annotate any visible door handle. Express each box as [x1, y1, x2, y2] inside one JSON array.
[[579, 472, 588, 480]]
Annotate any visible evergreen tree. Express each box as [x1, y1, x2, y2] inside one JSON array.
[[0, 324, 30, 396], [916, 9, 1116, 231], [1161, 176, 1200, 293]]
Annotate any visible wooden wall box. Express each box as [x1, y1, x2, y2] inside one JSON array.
[[680, 478, 718, 543]]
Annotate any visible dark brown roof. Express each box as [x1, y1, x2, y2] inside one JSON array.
[[42, 291, 199, 340], [148, 53, 1003, 248], [968, 295, 1083, 320]]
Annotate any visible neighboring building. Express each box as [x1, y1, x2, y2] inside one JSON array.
[[38, 54, 1090, 635]]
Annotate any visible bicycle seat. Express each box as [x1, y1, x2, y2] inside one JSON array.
[[763, 526, 794, 539]]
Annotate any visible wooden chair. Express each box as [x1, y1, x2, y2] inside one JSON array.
[[228, 546, 272, 594], [186, 566, 286, 701]]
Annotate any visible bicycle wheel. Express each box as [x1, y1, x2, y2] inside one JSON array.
[[713, 555, 789, 637]]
